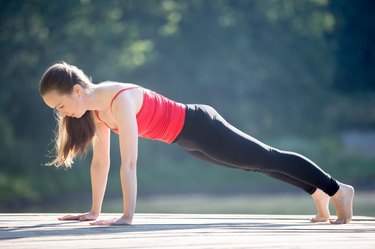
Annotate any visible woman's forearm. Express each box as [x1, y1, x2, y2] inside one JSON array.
[[120, 163, 137, 219], [90, 162, 110, 215]]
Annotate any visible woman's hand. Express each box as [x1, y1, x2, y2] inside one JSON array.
[[58, 211, 99, 221], [90, 215, 133, 226]]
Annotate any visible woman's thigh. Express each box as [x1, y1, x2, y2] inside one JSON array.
[[176, 104, 274, 170]]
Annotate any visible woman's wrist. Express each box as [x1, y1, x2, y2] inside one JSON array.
[[90, 210, 100, 216], [122, 213, 133, 219], [119, 214, 133, 225]]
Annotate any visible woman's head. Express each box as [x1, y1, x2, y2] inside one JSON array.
[[39, 62, 96, 168], [40, 62, 93, 118]]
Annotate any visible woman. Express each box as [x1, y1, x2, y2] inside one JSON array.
[[39, 62, 354, 225]]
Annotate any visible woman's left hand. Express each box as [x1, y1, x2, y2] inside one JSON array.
[[90, 215, 133, 226]]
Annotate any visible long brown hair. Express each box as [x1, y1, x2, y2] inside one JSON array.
[[39, 62, 96, 168]]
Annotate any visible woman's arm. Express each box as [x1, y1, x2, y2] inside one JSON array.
[[58, 117, 111, 222], [90, 92, 139, 226], [90, 121, 111, 216]]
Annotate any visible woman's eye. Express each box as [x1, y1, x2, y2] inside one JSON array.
[[59, 105, 64, 109]]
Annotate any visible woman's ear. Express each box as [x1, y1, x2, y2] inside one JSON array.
[[73, 84, 82, 97]]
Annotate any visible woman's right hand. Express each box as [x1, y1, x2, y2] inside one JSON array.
[[58, 211, 99, 221]]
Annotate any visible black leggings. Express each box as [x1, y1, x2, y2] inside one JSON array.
[[173, 104, 340, 196]]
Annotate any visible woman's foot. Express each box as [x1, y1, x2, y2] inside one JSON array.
[[331, 182, 354, 224], [310, 188, 331, 223]]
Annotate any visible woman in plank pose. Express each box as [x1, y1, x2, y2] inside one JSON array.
[[39, 62, 354, 225]]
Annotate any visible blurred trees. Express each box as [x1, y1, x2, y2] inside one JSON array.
[[0, 0, 374, 208], [329, 0, 375, 92]]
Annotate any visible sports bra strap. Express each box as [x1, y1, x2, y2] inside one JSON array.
[[109, 86, 140, 112], [94, 86, 140, 130]]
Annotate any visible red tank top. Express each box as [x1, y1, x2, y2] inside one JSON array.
[[94, 86, 186, 144]]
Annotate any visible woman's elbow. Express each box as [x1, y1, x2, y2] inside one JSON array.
[[91, 157, 110, 171], [121, 159, 137, 171]]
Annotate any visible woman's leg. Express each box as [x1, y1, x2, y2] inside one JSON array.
[[175, 104, 353, 223], [175, 104, 339, 196], [185, 149, 317, 195], [185, 148, 332, 222]]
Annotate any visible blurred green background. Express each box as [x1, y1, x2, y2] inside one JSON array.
[[0, 0, 374, 215]]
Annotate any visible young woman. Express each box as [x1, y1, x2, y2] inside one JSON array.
[[39, 62, 354, 226]]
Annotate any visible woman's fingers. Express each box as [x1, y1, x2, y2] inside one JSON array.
[[59, 214, 126, 225], [58, 213, 97, 221], [58, 214, 80, 220], [90, 218, 117, 226], [79, 215, 96, 221], [90, 216, 132, 226]]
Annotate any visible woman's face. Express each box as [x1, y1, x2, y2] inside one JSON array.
[[42, 85, 86, 118]]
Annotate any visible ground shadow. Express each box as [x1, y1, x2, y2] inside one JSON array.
[[1, 218, 374, 241]]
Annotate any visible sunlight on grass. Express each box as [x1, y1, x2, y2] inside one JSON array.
[[103, 192, 375, 217]]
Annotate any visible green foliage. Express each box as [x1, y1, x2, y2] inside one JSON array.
[[0, 0, 374, 209]]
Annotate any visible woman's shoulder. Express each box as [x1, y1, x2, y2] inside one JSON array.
[[94, 81, 143, 99], [97, 81, 141, 90], [94, 81, 144, 112]]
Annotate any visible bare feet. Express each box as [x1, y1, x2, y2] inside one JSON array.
[[310, 188, 331, 223], [331, 182, 354, 224]]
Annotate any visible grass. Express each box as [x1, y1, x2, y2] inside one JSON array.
[[8, 191, 374, 217], [103, 191, 375, 217]]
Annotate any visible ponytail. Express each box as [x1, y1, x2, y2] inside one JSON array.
[[48, 111, 95, 168]]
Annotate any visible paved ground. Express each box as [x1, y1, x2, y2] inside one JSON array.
[[1, 213, 374, 248]]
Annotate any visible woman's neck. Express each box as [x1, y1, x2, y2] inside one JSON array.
[[83, 85, 106, 111]]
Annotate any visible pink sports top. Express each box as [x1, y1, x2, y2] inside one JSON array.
[[94, 86, 186, 144]]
